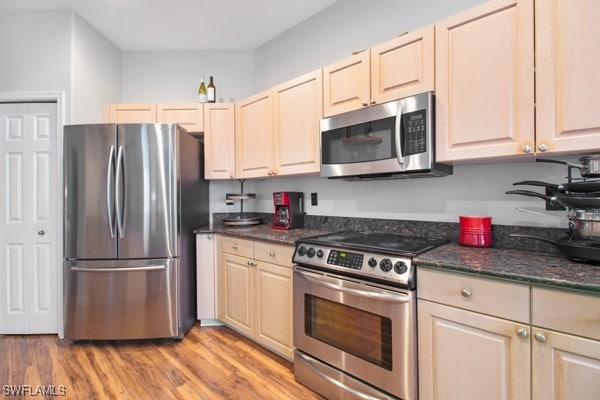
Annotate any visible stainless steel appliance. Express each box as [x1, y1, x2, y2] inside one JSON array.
[[293, 231, 448, 399], [320, 92, 452, 180], [63, 123, 209, 340], [272, 191, 304, 230]]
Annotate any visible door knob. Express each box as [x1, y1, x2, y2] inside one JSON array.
[[38, 230, 45, 236]]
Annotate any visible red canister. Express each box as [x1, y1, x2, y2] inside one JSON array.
[[459, 216, 492, 247]]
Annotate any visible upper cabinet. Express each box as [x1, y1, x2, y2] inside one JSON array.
[[235, 90, 274, 179], [107, 103, 204, 132], [371, 25, 435, 105], [108, 103, 156, 123], [235, 69, 323, 179], [156, 103, 203, 132], [323, 25, 434, 117], [273, 69, 323, 176], [204, 103, 235, 180], [323, 50, 370, 117], [535, 0, 600, 154], [435, 0, 535, 163]]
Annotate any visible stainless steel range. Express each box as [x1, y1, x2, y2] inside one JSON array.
[[292, 231, 448, 400]]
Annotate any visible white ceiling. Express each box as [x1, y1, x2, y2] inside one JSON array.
[[0, 0, 338, 50]]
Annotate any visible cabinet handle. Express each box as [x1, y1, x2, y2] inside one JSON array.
[[229, 174, 234, 179], [269, 251, 276, 257], [538, 144, 548, 152], [232, 244, 238, 250], [522, 145, 532, 153], [460, 288, 472, 298], [38, 230, 45, 236], [516, 328, 529, 339], [247, 260, 252, 266], [534, 332, 546, 343], [370, 99, 376, 105], [361, 102, 368, 107]]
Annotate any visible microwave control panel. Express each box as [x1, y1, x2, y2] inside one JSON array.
[[403, 109, 427, 155]]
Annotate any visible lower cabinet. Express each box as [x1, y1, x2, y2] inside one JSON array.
[[531, 287, 600, 400], [417, 268, 531, 400], [216, 235, 294, 359], [418, 267, 600, 400]]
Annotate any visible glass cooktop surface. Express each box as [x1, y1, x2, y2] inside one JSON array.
[[300, 231, 449, 256]]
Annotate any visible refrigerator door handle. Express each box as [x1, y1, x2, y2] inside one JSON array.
[[106, 145, 116, 238], [115, 145, 125, 239], [70, 265, 166, 273]]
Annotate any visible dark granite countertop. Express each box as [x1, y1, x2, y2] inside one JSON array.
[[193, 224, 327, 246], [194, 214, 600, 296], [416, 244, 600, 295]]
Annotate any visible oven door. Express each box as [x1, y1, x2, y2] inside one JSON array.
[[293, 266, 417, 400]]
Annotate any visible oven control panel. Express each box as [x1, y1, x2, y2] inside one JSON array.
[[294, 243, 413, 286]]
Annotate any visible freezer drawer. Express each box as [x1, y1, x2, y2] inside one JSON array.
[[64, 258, 179, 340]]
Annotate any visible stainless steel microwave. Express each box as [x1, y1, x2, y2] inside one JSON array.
[[320, 92, 452, 180]]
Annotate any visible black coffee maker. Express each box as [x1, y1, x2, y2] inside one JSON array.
[[272, 192, 304, 230]]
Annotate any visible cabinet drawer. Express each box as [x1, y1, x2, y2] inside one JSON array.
[[254, 241, 294, 267], [532, 287, 600, 341], [417, 268, 530, 323], [218, 235, 254, 258]]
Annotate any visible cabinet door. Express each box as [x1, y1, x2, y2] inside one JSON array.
[[108, 104, 156, 123], [218, 253, 254, 337], [235, 90, 273, 178], [204, 103, 235, 179], [535, 0, 600, 154], [254, 261, 293, 359], [371, 25, 434, 104], [418, 300, 530, 400], [532, 328, 600, 400], [156, 103, 203, 132], [273, 69, 322, 176], [435, 0, 535, 162], [323, 50, 370, 117]]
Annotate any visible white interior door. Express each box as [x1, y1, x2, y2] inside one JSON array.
[[0, 102, 57, 334]]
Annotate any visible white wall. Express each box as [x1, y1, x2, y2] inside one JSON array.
[[211, 0, 577, 229], [0, 10, 72, 120], [121, 50, 255, 103], [70, 14, 121, 124]]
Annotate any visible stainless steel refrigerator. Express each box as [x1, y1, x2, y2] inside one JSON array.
[[63, 123, 209, 340]]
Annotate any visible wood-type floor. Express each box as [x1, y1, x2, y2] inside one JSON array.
[[0, 324, 324, 400]]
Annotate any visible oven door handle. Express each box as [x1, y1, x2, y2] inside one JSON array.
[[295, 270, 410, 303], [296, 351, 385, 400]]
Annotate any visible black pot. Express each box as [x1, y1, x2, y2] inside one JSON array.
[[505, 189, 600, 209], [510, 234, 600, 263], [513, 180, 600, 193], [537, 155, 600, 178]]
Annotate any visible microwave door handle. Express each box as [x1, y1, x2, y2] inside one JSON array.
[[395, 104, 404, 165]]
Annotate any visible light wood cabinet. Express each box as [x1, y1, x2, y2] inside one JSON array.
[[235, 90, 273, 178], [323, 50, 370, 117], [435, 0, 535, 162], [323, 25, 434, 117], [273, 69, 322, 176], [108, 103, 156, 123], [204, 103, 235, 179], [418, 267, 600, 399], [107, 103, 204, 132], [156, 103, 203, 132], [371, 24, 435, 105], [216, 236, 294, 359], [535, 0, 600, 155], [531, 287, 600, 400], [417, 268, 531, 400], [236, 70, 323, 178], [418, 300, 531, 400]]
